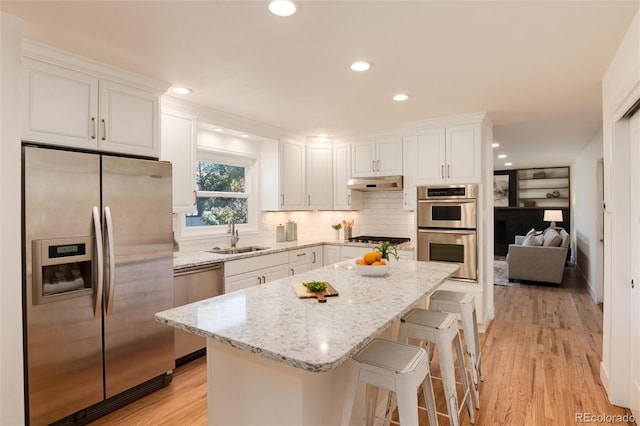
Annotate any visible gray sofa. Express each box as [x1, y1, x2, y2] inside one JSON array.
[[507, 228, 570, 285]]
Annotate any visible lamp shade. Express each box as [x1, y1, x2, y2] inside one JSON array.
[[543, 210, 563, 223]]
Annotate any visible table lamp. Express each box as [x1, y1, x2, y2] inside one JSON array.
[[543, 210, 563, 228]]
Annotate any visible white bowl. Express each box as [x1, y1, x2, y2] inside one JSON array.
[[355, 262, 389, 277]]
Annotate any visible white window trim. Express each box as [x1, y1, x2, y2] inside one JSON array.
[[179, 148, 259, 239]]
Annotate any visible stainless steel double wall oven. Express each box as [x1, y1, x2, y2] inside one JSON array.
[[417, 184, 478, 281]]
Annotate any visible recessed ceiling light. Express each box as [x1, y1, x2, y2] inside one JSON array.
[[393, 94, 410, 102], [504, 162, 513, 166], [241, 134, 249, 138], [267, 0, 297, 17], [492, 143, 500, 148], [350, 61, 371, 72], [498, 154, 507, 159], [170, 86, 192, 95], [317, 133, 329, 138], [213, 127, 224, 132]]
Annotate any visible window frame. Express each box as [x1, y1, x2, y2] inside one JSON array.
[[180, 148, 258, 238]]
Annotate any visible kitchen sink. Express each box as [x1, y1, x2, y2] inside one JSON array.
[[209, 246, 270, 255]]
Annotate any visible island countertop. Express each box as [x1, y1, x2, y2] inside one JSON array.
[[156, 259, 458, 373]]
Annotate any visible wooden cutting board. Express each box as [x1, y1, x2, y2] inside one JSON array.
[[293, 282, 339, 303]]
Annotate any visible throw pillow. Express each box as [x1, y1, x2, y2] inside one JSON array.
[[543, 229, 562, 247], [523, 233, 542, 246], [559, 229, 570, 248], [535, 234, 545, 246], [526, 228, 536, 237]]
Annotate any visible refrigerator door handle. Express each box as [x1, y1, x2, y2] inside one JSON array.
[[92, 206, 104, 319], [105, 206, 116, 316]]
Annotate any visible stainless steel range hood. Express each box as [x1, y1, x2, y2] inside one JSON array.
[[347, 176, 403, 191]]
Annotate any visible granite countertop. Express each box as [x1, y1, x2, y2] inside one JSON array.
[[172, 238, 414, 271], [156, 259, 458, 372]]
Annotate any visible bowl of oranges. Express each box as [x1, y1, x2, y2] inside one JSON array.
[[355, 251, 389, 276]]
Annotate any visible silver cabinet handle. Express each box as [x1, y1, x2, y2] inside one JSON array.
[[91, 117, 97, 140], [193, 190, 197, 205], [291, 268, 295, 275], [404, 192, 408, 205], [262, 275, 266, 283], [447, 164, 451, 178], [312, 252, 316, 264], [376, 160, 380, 171], [104, 206, 116, 315], [257, 276, 262, 285], [92, 206, 104, 319], [101, 119, 107, 141], [441, 165, 445, 179], [347, 194, 351, 206], [297, 253, 306, 257], [372, 160, 375, 172]]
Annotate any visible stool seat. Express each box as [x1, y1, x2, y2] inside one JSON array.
[[353, 339, 425, 374], [342, 338, 438, 426], [403, 308, 457, 330], [430, 290, 474, 304]]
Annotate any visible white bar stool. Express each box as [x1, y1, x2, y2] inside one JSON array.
[[428, 290, 483, 409], [398, 309, 475, 426], [341, 338, 438, 426]]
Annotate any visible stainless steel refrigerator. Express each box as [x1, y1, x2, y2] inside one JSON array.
[[22, 145, 174, 425]]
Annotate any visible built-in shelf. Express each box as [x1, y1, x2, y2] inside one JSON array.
[[517, 167, 570, 208]]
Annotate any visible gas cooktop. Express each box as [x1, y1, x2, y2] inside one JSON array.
[[347, 236, 411, 245]]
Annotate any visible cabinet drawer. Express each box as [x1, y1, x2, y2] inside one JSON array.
[[288, 247, 311, 263], [224, 251, 289, 277]]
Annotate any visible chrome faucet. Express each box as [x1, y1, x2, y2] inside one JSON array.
[[228, 217, 239, 248]]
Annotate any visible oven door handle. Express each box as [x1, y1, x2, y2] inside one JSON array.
[[417, 199, 476, 204], [418, 228, 477, 235]]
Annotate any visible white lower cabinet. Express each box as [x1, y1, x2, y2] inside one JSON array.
[[323, 245, 341, 266], [310, 245, 323, 269], [224, 252, 289, 293], [289, 247, 311, 276]]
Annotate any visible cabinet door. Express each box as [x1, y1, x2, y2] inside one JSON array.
[[445, 124, 480, 184], [289, 261, 312, 276], [333, 144, 362, 210], [310, 245, 323, 269], [99, 80, 159, 158], [22, 59, 99, 150], [415, 128, 446, 184], [306, 144, 333, 209], [375, 138, 403, 176], [161, 110, 197, 213], [263, 264, 290, 283], [323, 245, 341, 266], [403, 135, 417, 211], [351, 141, 376, 177], [225, 272, 262, 293], [280, 140, 306, 209]]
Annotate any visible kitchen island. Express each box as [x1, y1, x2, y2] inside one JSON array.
[[156, 259, 458, 425]]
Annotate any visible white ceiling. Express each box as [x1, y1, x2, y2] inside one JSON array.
[[2, 1, 638, 171]]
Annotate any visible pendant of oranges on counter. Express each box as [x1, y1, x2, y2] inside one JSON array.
[[354, 242, 397, 277]]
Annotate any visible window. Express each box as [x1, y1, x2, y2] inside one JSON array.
[[185, 151, 255, 229]]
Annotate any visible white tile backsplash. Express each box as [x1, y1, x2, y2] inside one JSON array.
[[261, 191, 414, 241]]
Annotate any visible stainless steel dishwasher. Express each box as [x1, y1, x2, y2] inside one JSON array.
[[173, 263, 224, 365]]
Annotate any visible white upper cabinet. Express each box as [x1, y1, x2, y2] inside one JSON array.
[[98, 80, 159, 157], [333, 143, 362, 210], [305, 143, 333, 210], [280, 139, 306, 209], [413, 123, 481, 185], [23, 59, 99, 150], [351, 137, 403, 177], [160, 109, 197, 213], [262, 139, 335, 211], [262, 139, 306, 210], [22, 43, 166, 158]]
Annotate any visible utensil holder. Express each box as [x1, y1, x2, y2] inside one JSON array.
[[343, 226, 352, 241]]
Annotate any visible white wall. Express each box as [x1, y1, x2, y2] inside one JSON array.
[[601, 9, 640, 407], [571, 129, 603, 302], [0, 12, 25, 426]]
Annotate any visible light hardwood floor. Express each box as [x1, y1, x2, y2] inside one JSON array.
[[91, 265, 634, 425]]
